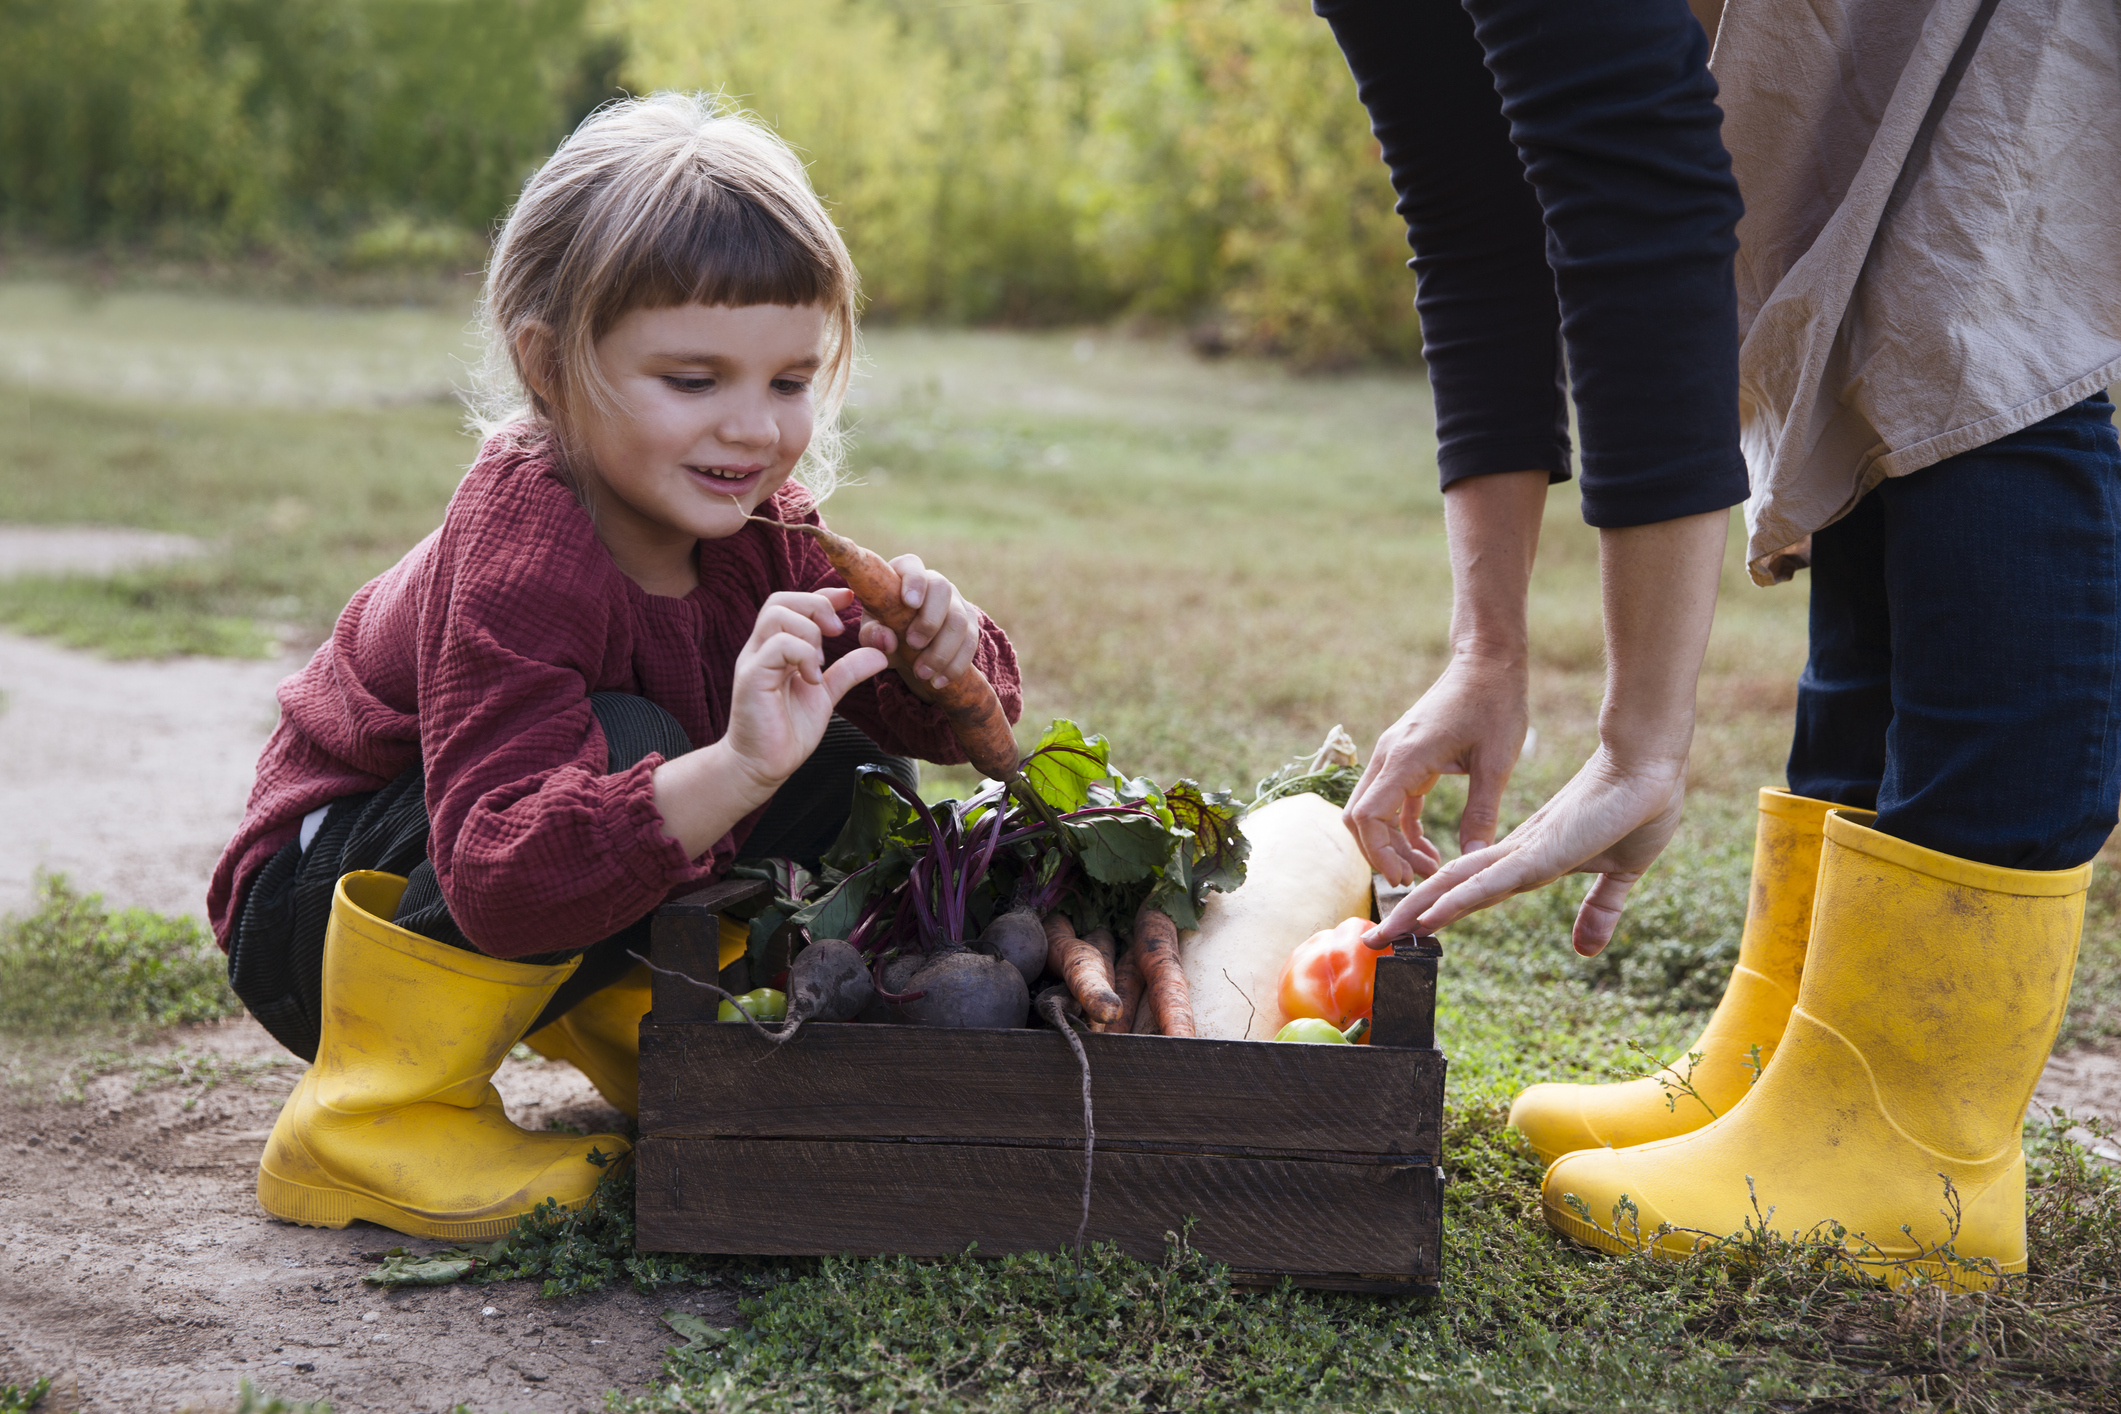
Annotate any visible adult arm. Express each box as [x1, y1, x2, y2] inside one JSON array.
[[1326, 0, 1748, 946], [1371, 507, 1727, 955], [1344, 468, 1546, 881]]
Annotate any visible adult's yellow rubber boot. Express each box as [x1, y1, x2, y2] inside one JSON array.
[[523, 963, 654, 1119], [1542, 810, 2087, 1289], [257, 872, 631, 1241], [1509, 789, 1835, 1165]]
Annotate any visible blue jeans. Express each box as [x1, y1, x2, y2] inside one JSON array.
[[1788, 392, 2121, 871]]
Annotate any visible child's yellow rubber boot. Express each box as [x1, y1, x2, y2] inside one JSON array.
[[1541, 809, 2087, 1289], [523, 963, 654, 1119], [257, 871, 631, 1241], [1509, 789, 1834, 1164]]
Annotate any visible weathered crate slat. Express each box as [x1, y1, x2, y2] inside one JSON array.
[[634, 887, 1447, 1294], [637, 1023, 1444, 1157], [638, 1138, 1443, 1281]]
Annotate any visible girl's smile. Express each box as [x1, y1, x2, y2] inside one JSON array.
[[565, 301, 828, 596]]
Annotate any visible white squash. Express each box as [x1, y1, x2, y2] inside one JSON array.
[[1179, 792, 1373, 1040]]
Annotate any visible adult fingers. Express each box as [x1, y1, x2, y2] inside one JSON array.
[[1399, 798, 1443, 877], [1364, 846, 1495, 945], [1343, 757, 1440, 882], [1570, 871, 1642, 957], [1347, 803, 1428, 887], [1458, 751, 1513, 855]]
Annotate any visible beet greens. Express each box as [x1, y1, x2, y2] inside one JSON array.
[[793, 719, 1250, 968]]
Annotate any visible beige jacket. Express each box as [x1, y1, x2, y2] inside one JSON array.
[[1713, 0, 2121, 585]]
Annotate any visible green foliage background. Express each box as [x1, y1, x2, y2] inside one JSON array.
[[0, 0, 1417, 364]]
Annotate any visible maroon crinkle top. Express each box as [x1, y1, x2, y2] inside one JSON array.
[[206, 428, 1022, 958]]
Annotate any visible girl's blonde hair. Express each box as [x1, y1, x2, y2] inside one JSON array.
[[473, 92, 859, 499]]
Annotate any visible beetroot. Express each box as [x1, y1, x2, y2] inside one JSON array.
[[897, 948, 1030, 1029], [979, 907, 1049, 986], [770, 939, 873, 1044], [856, 951, 926, 1024]]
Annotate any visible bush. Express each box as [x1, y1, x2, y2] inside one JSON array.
[[0, 873, 240, 1034], [0, 0, 1420, 363], [0, 0, 609, 247]]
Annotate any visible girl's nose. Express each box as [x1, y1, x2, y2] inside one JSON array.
[[714, 392, 780, 450]]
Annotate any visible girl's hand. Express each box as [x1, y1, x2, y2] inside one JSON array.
[[723, 588, 889, 789], [858, 555, 981, 695]]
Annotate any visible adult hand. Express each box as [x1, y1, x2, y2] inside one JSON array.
[[859, 554, 980, 696], [1346, 469, 1546, 885], [1363, 506, 1729, 957], [1344, 651, 1528, 886], [1368, 744, 1687, 956]]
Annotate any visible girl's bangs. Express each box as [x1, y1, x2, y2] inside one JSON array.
[[602, 182, 840, 331]]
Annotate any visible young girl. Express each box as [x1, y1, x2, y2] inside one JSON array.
[[206, 94, 1023, 1241]]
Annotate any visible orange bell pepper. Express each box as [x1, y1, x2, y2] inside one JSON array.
[[1277, 916, 1392, 1039]]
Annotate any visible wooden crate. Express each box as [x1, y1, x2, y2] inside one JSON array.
[[633, 879, 1447, 1294]]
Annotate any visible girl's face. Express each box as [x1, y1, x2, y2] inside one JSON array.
[[571, 301, 826, 590]]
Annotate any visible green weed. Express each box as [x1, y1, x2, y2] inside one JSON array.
[[0, 874, 238, 1036], [0, 1377, 50, 1413]]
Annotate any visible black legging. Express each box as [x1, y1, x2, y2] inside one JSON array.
[[229, 697, 915, 1060]]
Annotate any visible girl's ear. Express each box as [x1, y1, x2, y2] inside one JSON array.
[[512, 321, 561, 409]]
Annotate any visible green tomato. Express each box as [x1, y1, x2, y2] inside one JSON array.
[[1274, 1017, 1351, 1044], [718, 987, 788, 1023]]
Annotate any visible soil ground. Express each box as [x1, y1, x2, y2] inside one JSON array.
[[0, 1018, 729, 1414]]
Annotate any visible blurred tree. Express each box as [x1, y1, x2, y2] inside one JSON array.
[[0, 0, 1417, 362], [0, 0, 602, 246]]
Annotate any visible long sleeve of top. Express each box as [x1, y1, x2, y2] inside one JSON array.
[[1317, 0, 1752, 528], [207, 429, 1023, 958]]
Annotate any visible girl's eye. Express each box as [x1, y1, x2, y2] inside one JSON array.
[[662, 376, 714, 393], [772, 378, 812, 396]]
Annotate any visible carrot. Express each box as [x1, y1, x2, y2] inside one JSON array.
[[1132, 903, 1195, 1038], [1041, 911, 1122, 1025], [1101, 945, 1144, 1034], [750, 514, 1019, 780]]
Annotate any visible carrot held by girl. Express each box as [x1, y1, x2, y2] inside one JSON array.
[[205, 94, 1023, 1241]]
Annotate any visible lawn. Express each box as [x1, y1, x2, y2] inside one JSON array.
[[2, 278, 2118, 1410]]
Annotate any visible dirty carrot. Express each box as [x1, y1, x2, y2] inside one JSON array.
[[1132, 903, 1195, 1038], [1043, 911, 1122, 1025], [1102, 945, 1144, 1034], [749, 513, 1019, 779]]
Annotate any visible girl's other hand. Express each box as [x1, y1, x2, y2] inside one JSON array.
[[859, 554, 980, 694], [725, 588, 888, 787]]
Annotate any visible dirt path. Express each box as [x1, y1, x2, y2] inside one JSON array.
[[0, 1019, 727, 1414]]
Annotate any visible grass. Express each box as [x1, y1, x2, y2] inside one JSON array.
[[3, 281, 2119, 1409], [0, 874, 239, 1037]]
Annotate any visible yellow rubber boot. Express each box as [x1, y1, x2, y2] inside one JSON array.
[[523, 963, 653, 1119], [1542, 810, 2087, 1289], [1509, 789, 1835, 1165], [257, 871, 631, 1241]]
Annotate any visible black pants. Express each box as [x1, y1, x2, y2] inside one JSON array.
[[230, 696, 915, 1060], [1787, 393, 2121, 871]]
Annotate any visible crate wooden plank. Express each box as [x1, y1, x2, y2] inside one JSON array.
[[638, 1022, 1444, 1156], [636, 1136, 1441, 1285], [1371, 947, 1440, 1050], [648, 879, 771, 1021]]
